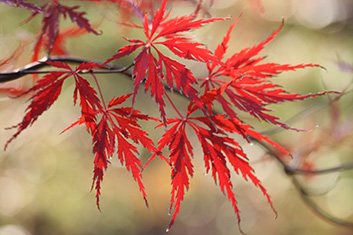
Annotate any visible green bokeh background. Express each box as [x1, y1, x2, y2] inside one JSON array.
[[0, 0, 353, 234]]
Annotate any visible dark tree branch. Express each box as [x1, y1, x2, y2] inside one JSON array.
[[250, 136, 353, 175], [249, 135, 353, 227], [0, 56, 133, 83], [0, 56, 184, 96]]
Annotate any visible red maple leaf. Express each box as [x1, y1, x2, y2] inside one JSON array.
[[72, 93, 156, 210], [103, 0, 226, 124], [149, 17, 336, 230], [18, 0, 101, 61], [2, 1, 340, 233], [202, 18, 329, 131], [6, 61, 155, 210], [154, 117, 194, 231], [155, 91, 288, 231], [4, 61, 102, 150]]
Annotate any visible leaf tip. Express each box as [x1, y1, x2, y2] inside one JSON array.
[[166, 219, 175, 233], [144, 196, 150, 210]]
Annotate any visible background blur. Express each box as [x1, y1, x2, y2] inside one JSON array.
[[1, 0, 353, 234]]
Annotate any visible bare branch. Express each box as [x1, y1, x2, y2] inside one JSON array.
[[292, 177, 353, 228], [0, 56, 133, 83]]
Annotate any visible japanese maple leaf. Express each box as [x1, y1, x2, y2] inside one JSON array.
[[154, 117, 194, 231], [202, 18, 329, 131], [19, 0, 100, 61], [5, 61, 102, 150], [104, 0, 226, 124], [5, 61, 155, 210], [67, 93, 156, 209], [155, 92, 287, 231]]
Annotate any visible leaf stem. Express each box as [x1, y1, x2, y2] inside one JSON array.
[[91, 71, 107, 111], [165, 92, 184, 120]]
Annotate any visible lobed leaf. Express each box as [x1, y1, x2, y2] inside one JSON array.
[[155, 120, 194, 231], [202, 18, 328, 131], [104, 0, 225, 124], [5, 71, 68, 150]]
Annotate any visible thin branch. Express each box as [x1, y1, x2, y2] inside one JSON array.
[[292, 177, 353, 228], [250, 132, 353, 227], [290, 161, 353, 175], [90, 71, 107, 111], [0, 56, 133, 83], [0, 56, 196, 105], [250, 136, 353, 175]]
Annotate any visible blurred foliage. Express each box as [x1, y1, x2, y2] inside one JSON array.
[[1, 0, 353, 234]]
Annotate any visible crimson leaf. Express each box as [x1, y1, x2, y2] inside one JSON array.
[[156, 100, 285, 231], [203, 18, 329, 131], [104, 0, 226, 124], [5, 61, 102, 150], [70, 94, 156, 209]]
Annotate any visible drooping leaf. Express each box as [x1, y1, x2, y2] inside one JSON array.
[[89, 94, 156, 209], [5, 70, 68, 150], [2, 1, 338, 233], [58, 4, 100, 35], [202, 19, 329, 131], [156, 102, 285, 231], [5, 61, 102, 149], [155, 118, 194, 231]]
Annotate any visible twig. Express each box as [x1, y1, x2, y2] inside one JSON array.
[[0, 56, 133, 83], [292, 176, 353, 228], [250, 136, 353, 175], [0, 56, 185, 98]]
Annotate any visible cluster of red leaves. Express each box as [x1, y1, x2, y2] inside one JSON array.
[[1, 0, 330, 232], [152, 96, 286, 230], [110, 1, 327, 229], [4, 61, 156, 211], [202, 18, 328, 131]]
